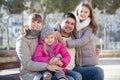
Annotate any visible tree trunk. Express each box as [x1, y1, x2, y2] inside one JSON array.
[[30, 0, 34, 13], [6, 17, 10, 50]]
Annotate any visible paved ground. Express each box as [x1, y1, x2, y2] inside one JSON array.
[[98, 57, 120, 80]]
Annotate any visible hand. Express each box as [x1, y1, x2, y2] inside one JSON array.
[[96, 48, 100, 55], [59, 40, 67, 47], [49, 57, 60, 65], [55, 31, 62, 41], [55, 31, 67, 46], [46, 65, 63, 72], [56, 60, 63, 67]]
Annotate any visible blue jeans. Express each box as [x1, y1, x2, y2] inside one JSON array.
[[73, 66, 104, 80], [66, 69, 82, 80], [40, 70, 74, 80], [51, 75, 74, 80]]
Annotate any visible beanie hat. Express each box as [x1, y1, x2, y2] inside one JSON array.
[[41, 25, 55, 39]]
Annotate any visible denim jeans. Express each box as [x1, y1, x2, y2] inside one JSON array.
[[73, 66, 104, 80], [66, 69, 82, 80], [51, 75, 74, 80], [39, 70, 74, 80]]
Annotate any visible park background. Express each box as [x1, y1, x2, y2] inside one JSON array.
[[0, 0, 120, 80]]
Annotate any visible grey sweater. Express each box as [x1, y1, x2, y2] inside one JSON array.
[[67, 26, 98, 66], [16, 35, 48, 80]]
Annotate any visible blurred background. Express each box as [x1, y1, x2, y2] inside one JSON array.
[[0, 0, 120, 51], [0, 1, 120, 80]]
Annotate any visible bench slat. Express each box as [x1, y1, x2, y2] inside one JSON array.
[[0, 62, 20, 70], [0, 68, 19, 75]]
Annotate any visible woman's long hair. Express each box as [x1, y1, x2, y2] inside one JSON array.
[[19, 25, 29, 37]]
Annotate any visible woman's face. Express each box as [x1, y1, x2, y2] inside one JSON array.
[[29, 20, 42, 30], [44, 34, 55, 45], [78, 6, 90, 21]]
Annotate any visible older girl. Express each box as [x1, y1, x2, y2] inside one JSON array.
[[65, 2, 104, 80]]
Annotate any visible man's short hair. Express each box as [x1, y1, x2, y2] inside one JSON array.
[[62, 12, 76, 22]]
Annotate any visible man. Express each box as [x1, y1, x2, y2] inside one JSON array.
[[54, 12, 104, 80], [54, 13, 82, 80]]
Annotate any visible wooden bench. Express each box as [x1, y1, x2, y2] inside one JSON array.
[[0, 50, 20, 80]]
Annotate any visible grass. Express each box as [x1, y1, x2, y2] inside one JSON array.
[[0, 45, 15, 50]]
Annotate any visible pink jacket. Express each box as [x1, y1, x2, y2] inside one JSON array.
[[33, 39, 71, 69]]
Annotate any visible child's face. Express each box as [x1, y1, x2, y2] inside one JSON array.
[[44, 34, 55, 45], [78, 6, 90, 21], [29, 19, 42, 30]]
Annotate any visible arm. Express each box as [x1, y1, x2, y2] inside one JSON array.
[[53, 23, 61, 31], [33, 45, 50, 63], [66, 28, 94, 48], [58, 43, 71, 67], [46, 64, 63, 72], [16, 37, 48, 71]]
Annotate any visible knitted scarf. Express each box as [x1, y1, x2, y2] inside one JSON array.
[[76, 17, 91, 31], [28, 28, 40, 36], [46, 40, 58, 58]]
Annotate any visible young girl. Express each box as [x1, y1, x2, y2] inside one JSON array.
[[33, 25, 71, 80]]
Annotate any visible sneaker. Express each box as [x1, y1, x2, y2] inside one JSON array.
[[43, 72, 52, 80]]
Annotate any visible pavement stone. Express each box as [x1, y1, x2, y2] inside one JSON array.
[[98, 58, 120, 80]]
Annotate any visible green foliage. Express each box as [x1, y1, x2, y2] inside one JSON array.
[[92, 0, 120, 14], [47, 0, 62, 13], [2, 0, 25, 14], [46, 0, 81, 13], [106, 0, 120, 14], [23, 0, 120, 14], [42, 0, 120, 14], [60, 0, 81, 12], [0, 13, 3, 18], [0, 45, 15, 50]]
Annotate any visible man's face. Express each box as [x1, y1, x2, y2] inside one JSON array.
[[61, 17, 75, 34]]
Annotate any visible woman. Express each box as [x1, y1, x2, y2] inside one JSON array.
[[16, 13, 66, 80]]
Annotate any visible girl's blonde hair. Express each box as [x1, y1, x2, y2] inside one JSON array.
[[74, 1, 98, 34], [43, 43, 48, 55]]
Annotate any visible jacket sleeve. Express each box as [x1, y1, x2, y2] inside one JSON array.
[[16, 37, 48, 71], [67, 28, 94, 48], [53, 23, 60, 31], [58, 44, 71, 67], [33, 45, 50, 63]]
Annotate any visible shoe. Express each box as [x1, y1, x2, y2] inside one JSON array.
[[43, 72, 52, 80]]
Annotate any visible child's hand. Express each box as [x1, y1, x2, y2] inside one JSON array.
[[56, 60, 63, 67], [49, 57, 60, 65]]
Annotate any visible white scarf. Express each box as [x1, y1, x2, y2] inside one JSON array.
[[76, 17, 91, 31]]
